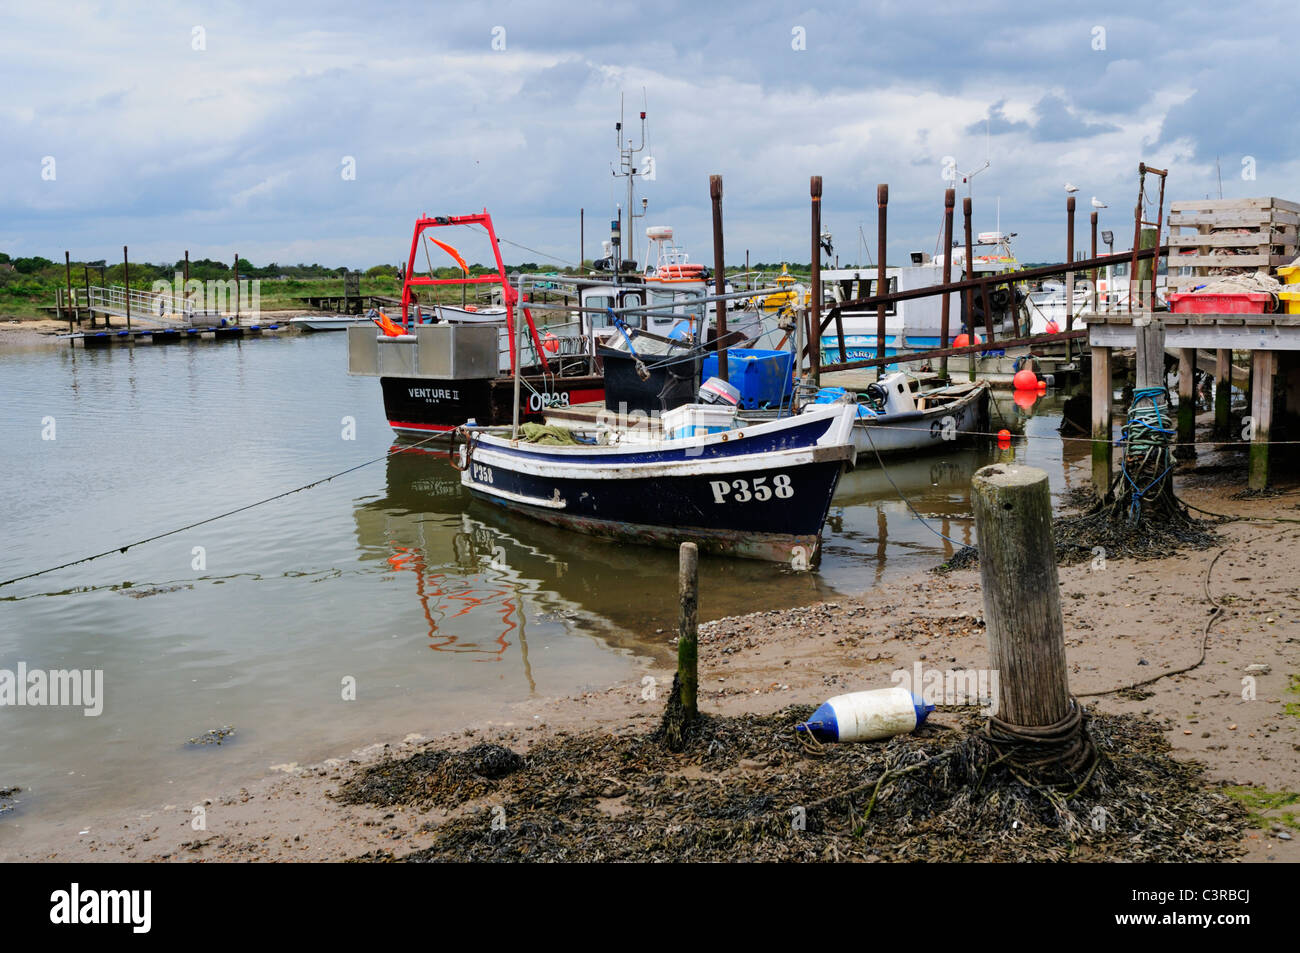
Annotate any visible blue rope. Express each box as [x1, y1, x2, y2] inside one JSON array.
[[1118, 386, 1175, 522]]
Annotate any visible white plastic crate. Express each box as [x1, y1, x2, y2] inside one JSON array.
[[661, 403, 737, 439]]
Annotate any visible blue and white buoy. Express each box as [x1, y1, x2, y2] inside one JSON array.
[[796, 686, 935, 743]]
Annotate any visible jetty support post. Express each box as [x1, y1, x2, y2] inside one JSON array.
[[82, 264, 93, 328], [64, 251, 75, 330], [963, 197, 975, 381], [939, 188, 955, 381], [710, 175, 728, 382], [1249, 350, 1275, 491], [234, 252, 240, 324], [809, 176, 822, 386], [1215, 349, 1232, 436], [971, 464, 1073, 728], [1064, 196, 1076, 366], [677, 542, 699, 721], [875, 183, 888, 370], [1177, 348, 1197, 455], [1090, 345, 1112, 497], [123, 245, 131, 331]]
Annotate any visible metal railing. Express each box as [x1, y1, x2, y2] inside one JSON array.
[[86, 285, 197, 326]]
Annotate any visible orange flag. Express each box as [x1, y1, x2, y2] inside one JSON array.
[[428, 236, 469, 274]]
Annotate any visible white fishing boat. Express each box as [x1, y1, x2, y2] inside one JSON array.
[[290, 313, 376, 332], [801, 372, 989, 457]]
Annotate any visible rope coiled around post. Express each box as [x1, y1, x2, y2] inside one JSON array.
[[1119, 386, 1175, 522]]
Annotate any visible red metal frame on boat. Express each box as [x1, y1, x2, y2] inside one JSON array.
[[399, 210, 549, 373]]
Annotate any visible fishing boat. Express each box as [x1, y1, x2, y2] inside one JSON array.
[[806, 372, 989, 457], [347, 210, 609, 436], [454, 403, 858, 565]]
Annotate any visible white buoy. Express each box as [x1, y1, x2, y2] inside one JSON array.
[[796, 686, 934, 743]]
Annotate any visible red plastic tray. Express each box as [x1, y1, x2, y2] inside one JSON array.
[[1168, 292, 1274, 314]]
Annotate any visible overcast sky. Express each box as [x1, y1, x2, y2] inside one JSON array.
[[3, 1, 1295, 270]]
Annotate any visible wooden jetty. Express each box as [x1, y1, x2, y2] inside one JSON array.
[[1084, 310, 1298, 491]]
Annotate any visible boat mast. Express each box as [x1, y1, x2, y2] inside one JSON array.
[[612, 96, 648, 270]]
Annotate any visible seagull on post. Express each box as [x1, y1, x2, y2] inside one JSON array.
[[1064, 182, 1079, 193], [1091, 196, 1108, 209]]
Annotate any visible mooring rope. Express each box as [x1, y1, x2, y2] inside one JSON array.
[[0, 434, 447, 589], [1118, 386, 1176, 521]]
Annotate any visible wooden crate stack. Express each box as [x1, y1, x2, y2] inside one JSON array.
[[1167, 197, 1299, 292]]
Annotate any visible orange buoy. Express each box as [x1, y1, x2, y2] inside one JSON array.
[[1044, 319, 1060, 334], [542, 332, 560, 354], [997, 428, 1011, 446], [1012, 368, 1039, 390]]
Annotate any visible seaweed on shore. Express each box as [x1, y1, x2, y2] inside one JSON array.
[[348, 708, 1245, 863]]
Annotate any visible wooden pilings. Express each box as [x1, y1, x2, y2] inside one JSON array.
[[875, 183, 888, 365], [677, 541, 699, 722], [1250, 350, 1275, 491], [939, 189, 955, 381], [1090, 345, 1112, 496], [710, 175, 728, 382], [123, 245, 131, 330], [1215, 349, 1232, 435], [808, 176, 822, 385], [1177, 347, 1197, 453], [971, 464, 1073, 727]]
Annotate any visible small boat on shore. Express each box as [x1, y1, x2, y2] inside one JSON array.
[[454, 403, 858, 565]]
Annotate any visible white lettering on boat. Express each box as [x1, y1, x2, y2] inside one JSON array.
[[471, 462, 494, 484], [408, 387, 461, 401], [710, 473, 793, 504], [527, 391, 571, 412]]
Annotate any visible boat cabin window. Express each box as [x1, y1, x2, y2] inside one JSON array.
[[859, 277, 897, 315], [585, 293, 643, 329]]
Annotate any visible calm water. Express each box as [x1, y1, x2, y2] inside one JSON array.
[[0, 333, 1083, 848]]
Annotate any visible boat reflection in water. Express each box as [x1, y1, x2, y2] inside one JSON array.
[[356, 444, 835, 650]]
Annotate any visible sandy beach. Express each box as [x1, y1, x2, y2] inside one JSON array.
[[6, 461, 1296, 863]]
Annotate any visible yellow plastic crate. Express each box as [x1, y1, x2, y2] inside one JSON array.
[[1279, 290, 1300, 314], [1278, 264, 1300, 285]]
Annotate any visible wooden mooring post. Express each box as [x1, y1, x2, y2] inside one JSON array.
[[123, 245, 131, 331], [676, 541, 699, 721], [808, 176, 822, 386], [971, 464, 1072, 728], [875, 183, 888, 369]]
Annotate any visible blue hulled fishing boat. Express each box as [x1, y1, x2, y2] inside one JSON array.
[[454, 404, 857, 566]]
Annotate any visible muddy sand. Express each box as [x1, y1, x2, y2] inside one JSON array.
[[6, 462, 1299, 862]]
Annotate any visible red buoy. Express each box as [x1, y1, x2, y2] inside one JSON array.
[[953, 333, 981, 348], [997, 428, 1011, 444], [1013, 368, 1039, 390]]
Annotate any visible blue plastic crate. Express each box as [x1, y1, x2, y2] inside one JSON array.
[[701, 349, 795, 409]]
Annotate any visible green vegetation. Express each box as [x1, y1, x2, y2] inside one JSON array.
[[1224, 785, 1300, 831], [1286, 673, 1300, 719], [1, 251, 815, 320]]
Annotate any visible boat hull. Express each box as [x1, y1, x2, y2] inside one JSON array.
[[852, 384, 989, 457], [458, 407, 856, 565], [382, 375, 605, 436]]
